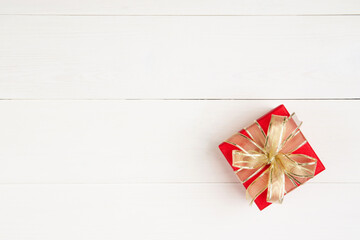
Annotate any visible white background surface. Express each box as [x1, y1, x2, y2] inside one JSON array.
[[0, 1, 359, 239]]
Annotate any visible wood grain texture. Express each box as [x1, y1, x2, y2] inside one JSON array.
[[0, 100, 357, 183], [0, 0, 360, 15], [0, 183, 358, 239], [1, 1, 360, 237], [0, 16, 359, 99]]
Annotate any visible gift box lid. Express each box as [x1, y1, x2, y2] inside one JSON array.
[[219, 104, 325, 210]]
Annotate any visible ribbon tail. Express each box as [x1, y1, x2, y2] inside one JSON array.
[[246, 168, 270, 205], [267, 160, 286, 203]]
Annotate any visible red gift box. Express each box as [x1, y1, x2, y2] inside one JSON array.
[[219, 104, 325, 210]]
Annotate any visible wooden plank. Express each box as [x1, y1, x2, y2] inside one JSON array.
[[0, 0, 360, 15], [0, 183, 358, 239], [0, 100, 357, 183], [0, 16, 359, 99]]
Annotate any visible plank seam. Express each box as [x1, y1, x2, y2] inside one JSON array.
[[0, 182, 357, 185], [0, 98, 359, 101], [1, 14, 360, 17]]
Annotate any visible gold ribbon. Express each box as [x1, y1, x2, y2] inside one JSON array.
[[226, 113, 317, 204]]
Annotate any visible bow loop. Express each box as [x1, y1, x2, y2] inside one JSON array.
[[232, 150, 267, 170], [265, 115, 288, 157]]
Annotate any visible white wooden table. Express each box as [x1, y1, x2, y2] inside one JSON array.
[[0, 1, 359, 239]]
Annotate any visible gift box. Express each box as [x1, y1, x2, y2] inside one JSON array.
[[219, 105, 325, 210]]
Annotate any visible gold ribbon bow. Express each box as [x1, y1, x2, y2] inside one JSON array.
[[226, 113, 317, 204]]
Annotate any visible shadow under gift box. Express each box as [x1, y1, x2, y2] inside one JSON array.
[[219, 104, 326, 210]]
